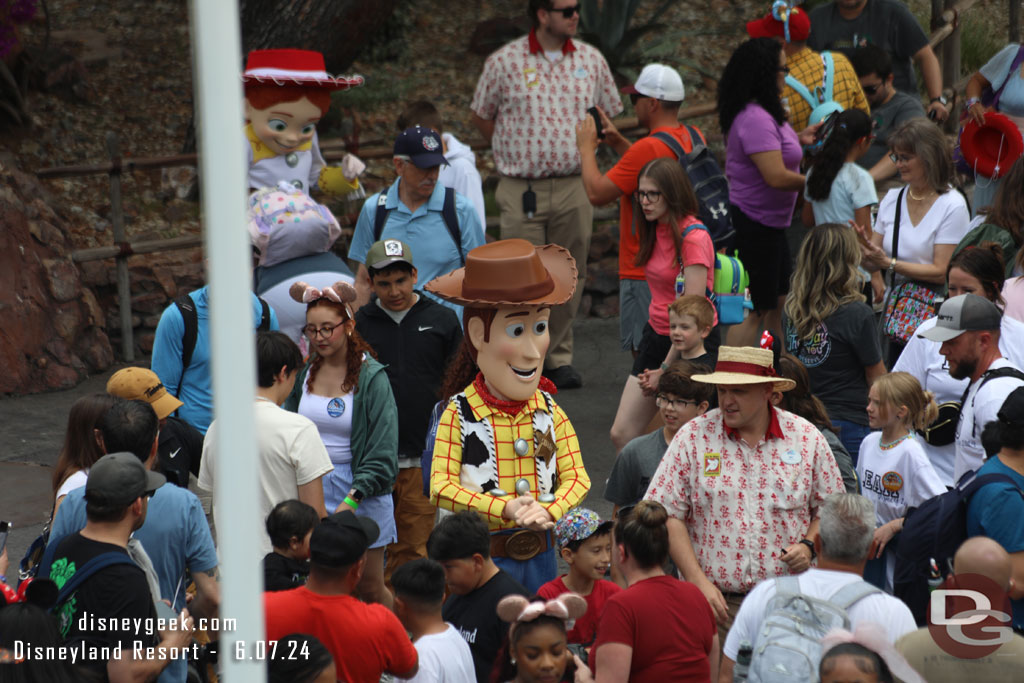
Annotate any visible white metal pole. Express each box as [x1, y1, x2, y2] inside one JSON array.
[[187, 2, 265, 681]]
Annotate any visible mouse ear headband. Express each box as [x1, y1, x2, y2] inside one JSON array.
[[289, 280, 357, 318], [496, 593, 588, 636]]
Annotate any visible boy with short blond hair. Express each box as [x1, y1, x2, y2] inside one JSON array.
[[666, 294, 716, 367], [537, 508, 622, 647], [606, 361, 714, 513]]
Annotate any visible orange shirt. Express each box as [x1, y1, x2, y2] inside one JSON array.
[[605, 126, 704, 280]]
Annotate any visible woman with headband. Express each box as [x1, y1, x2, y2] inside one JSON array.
[[284, 280, 399, 608]]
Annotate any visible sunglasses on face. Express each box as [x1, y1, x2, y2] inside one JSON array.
[[862, 83, 883, 95], [551, 4, 580, 18]]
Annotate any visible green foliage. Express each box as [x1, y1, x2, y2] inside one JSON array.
[[959, 17, 1002, 78], [578, 0, 683, 80]]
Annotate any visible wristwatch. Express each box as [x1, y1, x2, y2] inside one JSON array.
[[965, 96, 982, 108], [347, 488, 365, 503], [798, 539, 817, 561], [888, 257, 896, 274], [930, 95, 948, 106]]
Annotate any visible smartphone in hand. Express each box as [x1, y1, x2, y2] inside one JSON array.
[[587, 107, 605, 140], [0, 521, 11, 555]]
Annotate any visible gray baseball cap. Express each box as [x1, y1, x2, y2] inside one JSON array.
[[918, 293, 1002, 343], [85, 452, 166, 506]]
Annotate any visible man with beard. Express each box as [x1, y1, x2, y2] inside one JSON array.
[[919, 294, 1024, 481], [348, 126, 485, 318]]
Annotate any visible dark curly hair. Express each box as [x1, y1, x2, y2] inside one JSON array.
[[718, 38, 787, 136], [304, 299, 376, 395]]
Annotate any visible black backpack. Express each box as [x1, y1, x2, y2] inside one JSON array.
[[373, 186, 464, 265], [919, 367, 1024, 446], [652, 128, 735, 249], [174, 294, 271, 373], [894, 472, 1024, 625]]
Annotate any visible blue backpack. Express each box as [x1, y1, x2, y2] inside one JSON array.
[[680, 223, 753, 325], [785, 52, 844, 126]]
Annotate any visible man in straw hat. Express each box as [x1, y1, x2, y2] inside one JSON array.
[[644, 345, 844, 643], [425, 239, 590, 592]]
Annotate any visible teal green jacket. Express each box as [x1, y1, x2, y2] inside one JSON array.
[[283, 357, 398, 498]]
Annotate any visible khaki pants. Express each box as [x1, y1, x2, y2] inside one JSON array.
[[384, 467, 436, 583], [718, 592, 747, 651], [495, 175, 592, 370]]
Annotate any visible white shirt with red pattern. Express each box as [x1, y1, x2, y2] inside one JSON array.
[[644, 406, 844, 594], [470, 30, 623, 179]]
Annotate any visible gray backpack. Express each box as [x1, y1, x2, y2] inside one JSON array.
[[747, 576, 880, 683]]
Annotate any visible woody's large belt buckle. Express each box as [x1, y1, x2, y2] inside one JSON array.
[[505, 529, 543, 561]]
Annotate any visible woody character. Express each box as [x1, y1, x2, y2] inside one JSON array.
[[426, 239, 590, 591], [243, 48, 365, 195]]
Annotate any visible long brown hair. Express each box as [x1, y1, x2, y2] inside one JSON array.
[[304, 300, 376, 395], [438, 306, 496, 398], [632, 157, 699, 268], [52, 393, 118, 497], [985, 156, 1024, 245], [776, 353, 835, 432]]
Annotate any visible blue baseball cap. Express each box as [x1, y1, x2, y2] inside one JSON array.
[[394, 126, 448, 169]]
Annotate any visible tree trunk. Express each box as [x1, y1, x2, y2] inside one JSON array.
[[239, 0, 402, 73]]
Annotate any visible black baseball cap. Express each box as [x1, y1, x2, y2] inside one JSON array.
[[310, 510, 379, 567], [85, 452, 166, 506], [393, 126, 448, 169]]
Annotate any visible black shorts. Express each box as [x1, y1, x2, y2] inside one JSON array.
[[732, 204, 792, 312]]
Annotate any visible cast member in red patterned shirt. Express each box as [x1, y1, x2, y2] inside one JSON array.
[[644, 345, 844, 644], [470, 0, 623, 390]]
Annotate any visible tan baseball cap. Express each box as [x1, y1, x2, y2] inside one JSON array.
[[106, 367, 183, 420]]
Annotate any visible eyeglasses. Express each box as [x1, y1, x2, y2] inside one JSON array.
[[862, 82, 883, 96], [888, 152, 914, 164], [552, 4, 580, 18], [302, 322, 345, 340], [636, 189, 662, 203], [656, 395, 700, 409], [777, 66, 790, 74]]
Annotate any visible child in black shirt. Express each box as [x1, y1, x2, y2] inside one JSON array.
[[262, 500, 318, 591]]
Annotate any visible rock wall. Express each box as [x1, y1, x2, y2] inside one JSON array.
[[0, 158, 114, 393]]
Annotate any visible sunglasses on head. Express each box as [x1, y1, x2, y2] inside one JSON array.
[[551, 3, 580, 18]]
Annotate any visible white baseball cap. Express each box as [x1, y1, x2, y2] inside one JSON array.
[[622, 64, 685, 102]]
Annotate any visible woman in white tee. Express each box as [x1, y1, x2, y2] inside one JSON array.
[[857, 119, 970, 367]]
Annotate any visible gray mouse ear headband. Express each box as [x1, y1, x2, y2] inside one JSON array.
[[289, 280, 357, 319]]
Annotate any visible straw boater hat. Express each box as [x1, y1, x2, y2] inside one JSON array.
[[693, 346, 796, 392], [425, 239, 577, 308], [242, 49, 364, 91]]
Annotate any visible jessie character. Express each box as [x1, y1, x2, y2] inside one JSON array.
[[426, 239, 590, 591], [243, 49, 365, 194]]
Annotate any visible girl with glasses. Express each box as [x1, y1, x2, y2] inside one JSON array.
[[608, 158, 717, 454], [284, 280, 399, 609]]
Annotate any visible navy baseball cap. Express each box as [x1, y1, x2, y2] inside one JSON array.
[[310, 510, 379, 568], [394, 126, 448, 169]]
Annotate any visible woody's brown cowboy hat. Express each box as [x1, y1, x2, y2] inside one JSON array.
[[425, 239, 577, 307], [693, 346, 796, 392]]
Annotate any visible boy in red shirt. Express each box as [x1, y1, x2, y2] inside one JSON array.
[[537, 508, 622, 648]]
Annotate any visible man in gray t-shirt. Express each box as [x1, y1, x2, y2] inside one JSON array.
[[850, 45, 926, 181], [808, 0, 947, 122]]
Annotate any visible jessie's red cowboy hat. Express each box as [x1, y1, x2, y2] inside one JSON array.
[[425, 239, 577, 308], [242, 49, 364, 91], [959, 112, 1024, 179]]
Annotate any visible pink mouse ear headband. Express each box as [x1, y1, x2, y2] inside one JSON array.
[[289, 280, 357, 318], [496, 593, 588, 636]]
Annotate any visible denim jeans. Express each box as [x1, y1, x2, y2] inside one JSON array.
[[832, 419, 873, 466], [492, 541, 557, 594]]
